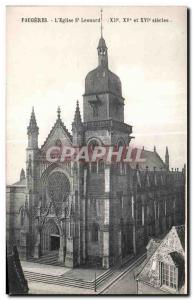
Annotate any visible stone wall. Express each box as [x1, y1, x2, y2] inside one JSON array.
[[6, 186, 26, 251], [138, 281, 166, 294]]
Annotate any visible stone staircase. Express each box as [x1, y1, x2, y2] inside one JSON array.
[[95, 268, 115, 289], [28, 251, 64, 267], [24, 266, 117, 291], [24, 253, 141, 291], [24, 270, 95, 290]]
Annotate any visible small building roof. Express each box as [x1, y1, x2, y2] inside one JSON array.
[[136, 225, 185, 294], [12, 178, 26, 187]]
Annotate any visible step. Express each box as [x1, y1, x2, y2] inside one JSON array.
[[24, 259, 118, 290], [25, 275, 93, 286], [28, 260, 65, 267], [24, 271, 94, 290], [96, 269, 114, 283], [27, 252, 65, 266], [24, 271, 92, 283], [29, 254, 58, 260], [25, 277, 94, 289]]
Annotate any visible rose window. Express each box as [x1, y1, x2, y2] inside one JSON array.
[[47, 172, 70, 203]]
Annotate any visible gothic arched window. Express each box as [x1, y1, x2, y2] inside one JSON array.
[[73, 162, 78, 175], [20, 207, 25, 226], [91, 222, 99, 242], [91, 162, 97, 173], [117, 138, 125, 149], [98, 159, 104, 173], [88, 139, 99, 159], [47, 172, 70, 203]]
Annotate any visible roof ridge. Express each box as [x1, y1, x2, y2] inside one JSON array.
[[136, 231, 170, 279]]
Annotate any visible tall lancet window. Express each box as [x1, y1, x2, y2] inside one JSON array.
[[20, 207, 25, 226], [91, 222, 99, 242], [92, 104, 98, 118]]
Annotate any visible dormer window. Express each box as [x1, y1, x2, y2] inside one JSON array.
[[161, 263, 178, 290]]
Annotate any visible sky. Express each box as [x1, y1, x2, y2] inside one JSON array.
[[6, 6, 187, 184]]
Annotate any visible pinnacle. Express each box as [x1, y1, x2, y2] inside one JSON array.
[[29, 107, 38, 128], [166, 146, 169, 156], [73, 100, 82, 124], [20, 168, 25, 181], [57, 106, 61, 119], [27, 107, 39, 135]]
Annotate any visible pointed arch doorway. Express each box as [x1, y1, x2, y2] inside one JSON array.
[[41, 218, 61, 254]]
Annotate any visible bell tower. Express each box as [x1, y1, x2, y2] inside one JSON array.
[[81, 10, 133, 269], [83, 10, 125, 124]]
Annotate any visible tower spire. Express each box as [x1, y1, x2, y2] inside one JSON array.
[[97, 9, 108, 68], [27, 107, 39, 148], [20, 168, 25, 181], [57, 106, 61, 119], [100, 8, 103, 38], [72, 100, 83, 146], [28, 107, 38, 133]]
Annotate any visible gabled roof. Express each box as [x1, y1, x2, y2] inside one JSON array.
[[11, 178, 26, 187], [146, 238, 162, 256], [40, 117, 72, 151], [135, 238, 161, 277], [136, 225, 185, 290]]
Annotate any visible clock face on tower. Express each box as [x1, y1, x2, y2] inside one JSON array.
[[47, 171, 70, 203]]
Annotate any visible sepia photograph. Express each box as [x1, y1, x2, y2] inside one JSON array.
[[6, 6, 187, 295]]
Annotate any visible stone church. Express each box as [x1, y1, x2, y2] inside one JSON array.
[[6, 32, 185, 269]]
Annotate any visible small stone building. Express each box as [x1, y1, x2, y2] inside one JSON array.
[[136, 225, 186, 294]]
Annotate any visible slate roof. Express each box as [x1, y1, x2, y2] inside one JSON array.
[[98, 36, 107, 49], [85, 65, 122, 97], [130, 149, 166, 171], [134, 238, 161, 277]]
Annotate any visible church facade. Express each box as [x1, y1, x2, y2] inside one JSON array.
[[6, 34, 185, 269]]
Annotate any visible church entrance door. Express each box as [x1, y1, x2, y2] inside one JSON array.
[[41, 219, 61, 254], [50, 234, 60, 251]]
